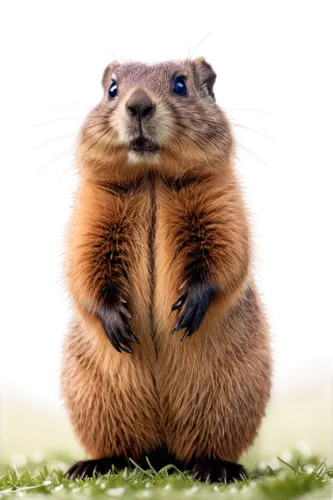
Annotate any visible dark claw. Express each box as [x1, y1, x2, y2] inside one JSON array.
[[119, 328, 138, 345], [170, 325, 182, 335], [171, 300, 182, 311], [66, 457, 129, 480], [98, 301, 139, 354], [204, 471, 211, 482], [66, 463, 79, 480], [119, 304, 132, 319], [128, 335, 139, 344], [113, 343, 122, 353], [79, 465, 89, 480], [171, 293, 186, 311], [219, 468, 227, 482], [124, 325, 139, 343], [119, 343, 134, 355], [192, 458, 247, 483], [176, 302, 198, 330], [180, 327, 195, 342], [171, 282, 215, 340]]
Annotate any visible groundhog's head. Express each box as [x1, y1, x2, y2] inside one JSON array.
[[79, 58, 234, 177]]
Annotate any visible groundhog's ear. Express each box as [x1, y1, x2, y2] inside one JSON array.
[[193, 57, 216, 100], [102, 61, 120, 89]]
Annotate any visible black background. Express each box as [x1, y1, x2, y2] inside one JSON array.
[[0, 23, 329, 392]]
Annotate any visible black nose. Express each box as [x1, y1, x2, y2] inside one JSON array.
[[126, 89, 155, 121]]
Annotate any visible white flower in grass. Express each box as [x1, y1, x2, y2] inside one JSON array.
[[107, 487, 126, 497], [259, 460, 268, 470], [296, 441, 311, 457], [31, 450, 44, 463], [269, 457, 280, 471], [280, 451, 292, 463], [11, 455, 27, 468], [185, 486, 199, 495]]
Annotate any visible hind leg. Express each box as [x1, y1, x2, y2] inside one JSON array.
[[62, 319, 163, 478], [157, 288, 272, 483], [158, 349, 266, 484]]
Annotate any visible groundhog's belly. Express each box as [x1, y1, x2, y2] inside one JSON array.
[[64, 185, 272, 465]]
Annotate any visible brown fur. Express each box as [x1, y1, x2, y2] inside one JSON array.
[[61, 57, 272, 467]]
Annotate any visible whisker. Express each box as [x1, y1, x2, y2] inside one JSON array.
[[59, 132, 79, 142], [164, 122, 269, 170], [69, 115, 111, 121], [80, 122, 110, 135], [240, 143, 272, 170], [80, 121, 108, 131], [180, 112, 278, 170], [161, 129, 182, 163], [75, 129, 110, 167], [34, 144, 76, 176], [174, 128, 210, 164], [232, 123, 275, 141], [225, 108, 275, 118], [91, 115, 112, 119], [185, 30, 214, 59], [56, 167, 70, 183], [32, 131, 78, 151], [50, 107, 82, 113], [180, 114, 279, 144], [169, 121, 204, 152], [70, 100, 93, 109], [32, 117, 82, 128]]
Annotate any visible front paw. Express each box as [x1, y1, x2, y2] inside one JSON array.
[[171, 282, 215, 341], [98, 299, 139, 354]]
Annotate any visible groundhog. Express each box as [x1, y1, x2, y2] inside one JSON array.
[[61, 57, 272, 483]]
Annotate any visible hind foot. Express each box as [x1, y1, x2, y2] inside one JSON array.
[[66, 456, 128, 480], [66, 446, 183, 480], [192, 458, 247, 483]]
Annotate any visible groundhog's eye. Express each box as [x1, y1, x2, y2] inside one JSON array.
[[108, 80, 118, 99], [173, 76, 187, 96]]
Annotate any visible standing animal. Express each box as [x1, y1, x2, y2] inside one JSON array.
[[61, 57, 272, 483]]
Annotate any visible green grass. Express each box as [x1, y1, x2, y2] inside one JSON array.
[[0, 451, 332, 499]]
